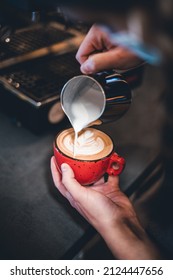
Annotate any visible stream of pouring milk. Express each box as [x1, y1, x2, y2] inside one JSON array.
[[70, 101, 101, 157]]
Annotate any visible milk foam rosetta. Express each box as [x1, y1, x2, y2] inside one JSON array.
[[65, 129, 104, 156], [57, 128, 113, 160]]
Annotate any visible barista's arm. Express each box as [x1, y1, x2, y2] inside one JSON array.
[[51, 157, 161, 260], [98, 212, 161, 260]]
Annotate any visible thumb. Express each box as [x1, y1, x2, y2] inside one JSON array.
[[80, 50, 121, 74], [61, 163, 86, 201], [80, 48, 142, 74]]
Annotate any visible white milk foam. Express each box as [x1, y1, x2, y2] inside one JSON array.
[[70, 101, 102, 156], [63, 129, 105, 157], [71, 101, 101, 132]]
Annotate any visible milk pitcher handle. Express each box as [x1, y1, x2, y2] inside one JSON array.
[[92, 70, 132, 123]]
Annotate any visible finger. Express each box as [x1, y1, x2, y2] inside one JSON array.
[[80, 47, 142, 74], [50, 156, 61, 186], [76, 24, 112, 65], [91, 175, 119, 192], [61, 163, 87, 202], [107, 175, 120, 190], [76, 34, 97, 65], [50, 157, 67, 197], [92, 176, 105, 186]]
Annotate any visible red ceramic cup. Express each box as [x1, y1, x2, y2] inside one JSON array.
[[53, 130, 125, 186]]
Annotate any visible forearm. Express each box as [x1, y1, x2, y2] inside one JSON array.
[[99, 216, 161, 260]]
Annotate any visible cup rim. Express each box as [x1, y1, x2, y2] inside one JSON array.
[[54, 129, 114, 162]]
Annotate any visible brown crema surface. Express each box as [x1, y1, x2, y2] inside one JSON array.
[[56, 128, 113, 160]]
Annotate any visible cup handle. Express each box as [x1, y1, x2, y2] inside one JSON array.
[[106, 153, 125, 176]]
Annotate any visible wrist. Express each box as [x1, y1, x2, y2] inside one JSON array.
[[98, 216, 161, 259]]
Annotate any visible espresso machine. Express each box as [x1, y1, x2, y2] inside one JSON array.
[[0, 0, 144, 133]]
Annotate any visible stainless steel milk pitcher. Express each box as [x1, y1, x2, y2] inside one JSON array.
[[61, 69, 132, 125]]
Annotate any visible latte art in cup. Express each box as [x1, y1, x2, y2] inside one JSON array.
[[56, 128, 113, 160], [65, 129, 104, 157], [54, 127, 125, 185]]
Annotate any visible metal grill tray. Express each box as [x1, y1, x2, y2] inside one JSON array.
[[0, 22, 75, 61], [0, 51, 81, 104]]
